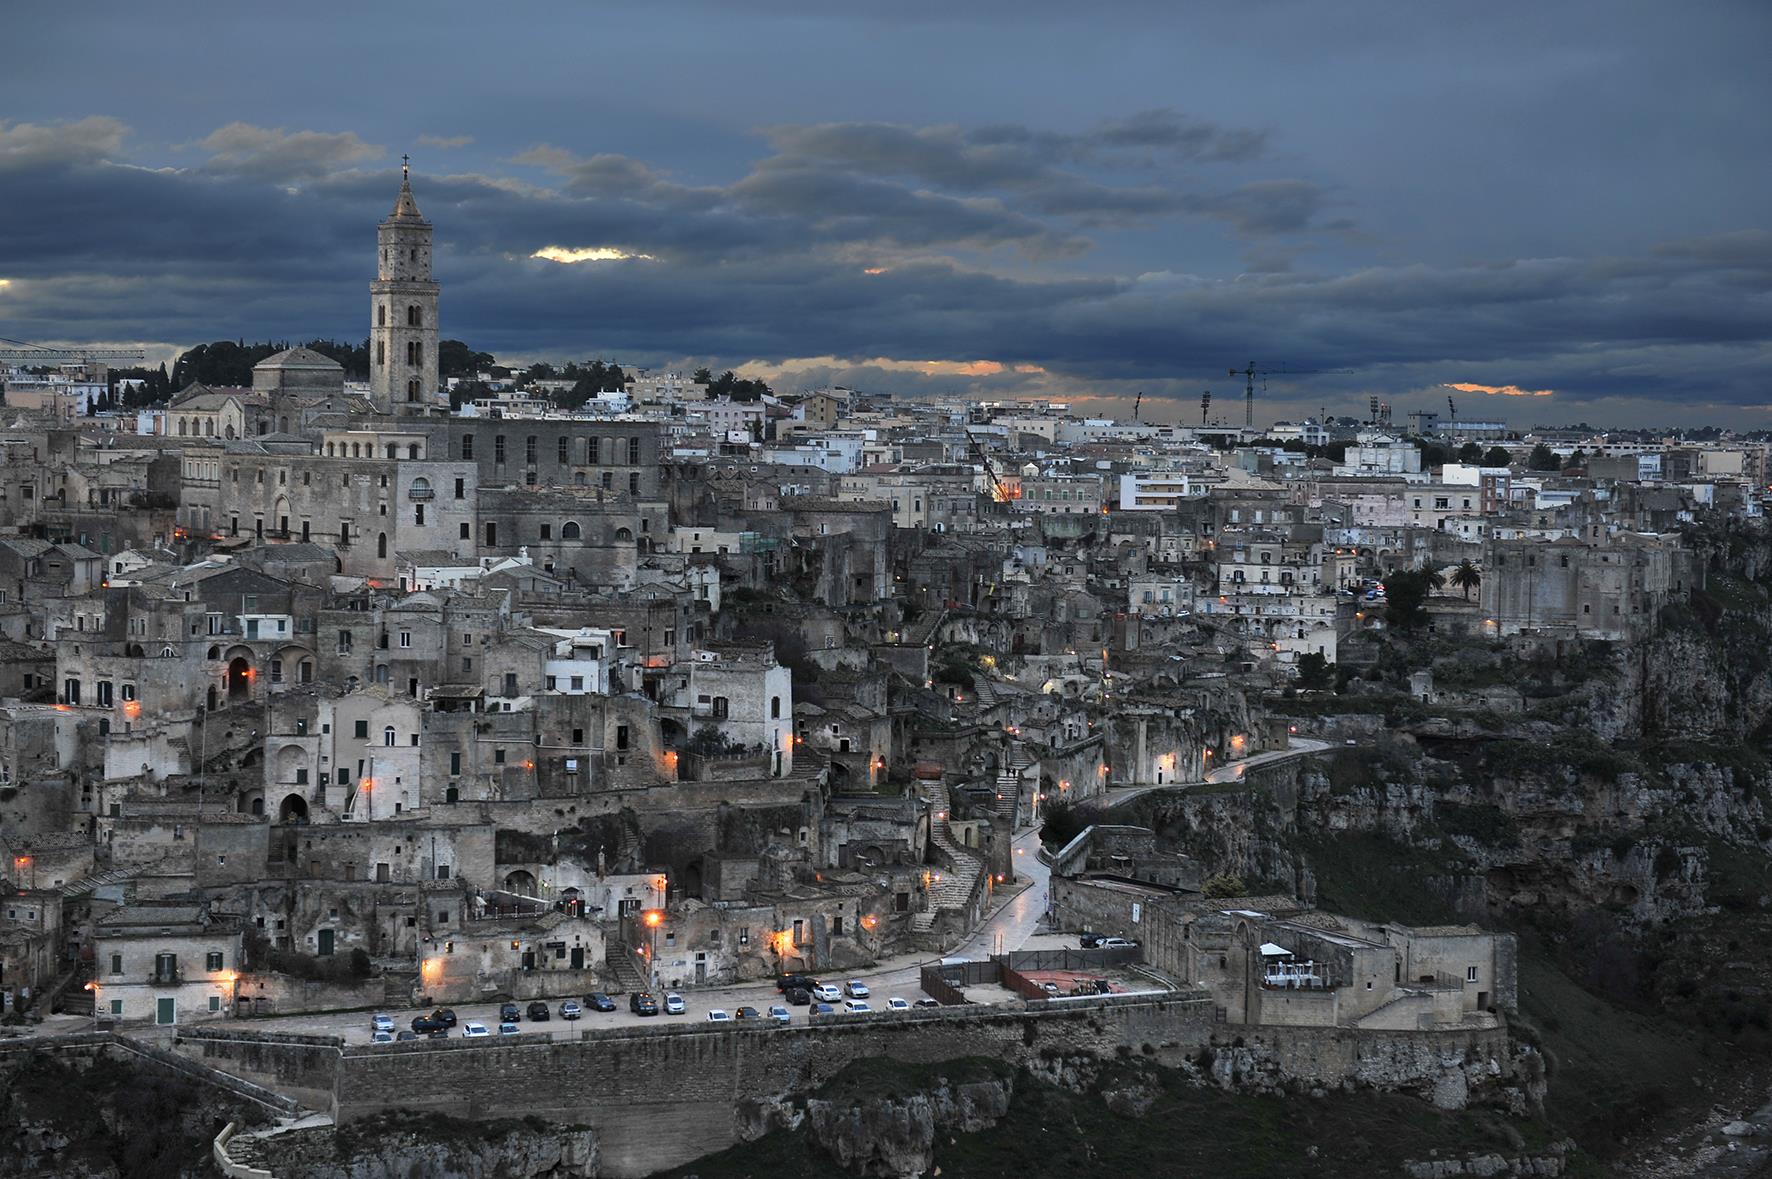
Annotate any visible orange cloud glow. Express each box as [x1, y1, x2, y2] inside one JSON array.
[[1442, 382, 1553, 398], [862, 266, 887, 275], [531, 245, 654, 264]]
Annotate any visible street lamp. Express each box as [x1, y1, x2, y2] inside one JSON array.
[[641, 909, 664, 990]]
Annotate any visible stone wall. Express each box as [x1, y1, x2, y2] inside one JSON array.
[[332, 995, 1218, 1177], [171, 1027, 343, 1113]]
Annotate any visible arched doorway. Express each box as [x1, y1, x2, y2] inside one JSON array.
[[278, 794, 309, 824], [227, 657, 252, 702], [206, 685, 218, 710], [503, 869, 537, 894]]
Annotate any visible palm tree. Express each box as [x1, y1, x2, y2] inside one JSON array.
[[1451, 559, 1481, 600], [1419, 564, 1446, 591]]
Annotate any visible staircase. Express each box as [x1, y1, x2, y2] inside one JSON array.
[[910, 782, 986, 934], [606, 941, 648, 993]]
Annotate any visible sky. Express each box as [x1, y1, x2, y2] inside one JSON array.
[[2, 0, 1769, 427]]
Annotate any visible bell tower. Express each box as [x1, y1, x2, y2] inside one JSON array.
[[370, 156, 441, 413]]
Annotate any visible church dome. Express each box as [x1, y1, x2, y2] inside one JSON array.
[[253, 347, 346, 397]]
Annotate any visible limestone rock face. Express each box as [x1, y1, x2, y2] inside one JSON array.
[[803, 1075, 1013, 1178], [268, 1124, 599, 1179]]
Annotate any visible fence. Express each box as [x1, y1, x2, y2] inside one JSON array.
[[918, 958, 996, 1005]]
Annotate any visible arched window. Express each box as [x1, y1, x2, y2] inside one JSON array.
[[771, 696, 781, 719], [160, 646, 175, 658], [386, 444, 397, 460], [383, 726, 396, 747], [376, 341, 385, 366], [177, 420, 187, 437], [205, 420, 214, 436], [377, 532, 388, 558], [561, 521, 581, 540], [408, 380, 419, 402], [378, 305, 387, 326], [407, 305, 421, 327], [408, 444, 419, 460]]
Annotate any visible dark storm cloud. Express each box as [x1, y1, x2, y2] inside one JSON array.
[[0, 107, 1767, 421]]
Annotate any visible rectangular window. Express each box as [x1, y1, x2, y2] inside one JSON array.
[[526, 436, 538, 464], [354, 720, 369, 739], [399, 631, 411, 648], [616, 725, 629, 751], [110, 953, 122, 975], [450, 752, 461, 775], [494, 435, 506, 463], [461, 434, 474, 459], [628, 437, 641, 464], [1466, 965, 1479, 982], [206, 951, 224, 971], [557, 437, 568, 463]]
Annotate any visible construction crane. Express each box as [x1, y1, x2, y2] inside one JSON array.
[[1228, 362, 1332, 429], [1200, 390, 1211, 425], [0, 337, 145, 366], [964, 427, 1013, 504]]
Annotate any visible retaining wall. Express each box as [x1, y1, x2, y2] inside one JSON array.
[[333, 994, 1219, 1177], [172, 1028, 343, 1114]]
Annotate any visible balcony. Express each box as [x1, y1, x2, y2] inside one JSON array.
[[147, 967, 182, 986]]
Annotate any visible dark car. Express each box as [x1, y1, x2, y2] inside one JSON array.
[[630, 992, 660, 1016], [527, 1001, 551, 1021], [411, 1014, 448, 1034], [735, 1006, 762, 1020], [783, 987, 811, 1006], [585, 992, 617, 1013], [777, 974, 817, 993], [1078, 932, 1105, 948], [395, 1030, 418, 1041], [431, 1008, 458, 1027], [499, 1002, 521, 1023]]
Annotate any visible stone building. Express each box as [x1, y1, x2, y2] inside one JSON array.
[[370, 161, 441, 412], [92, 902, 242, 1025]]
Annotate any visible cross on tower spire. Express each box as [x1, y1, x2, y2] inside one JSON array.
[[402, 153, 410, 181]]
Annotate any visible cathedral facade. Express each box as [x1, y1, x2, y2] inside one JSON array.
[[369, 160, 441, 413]]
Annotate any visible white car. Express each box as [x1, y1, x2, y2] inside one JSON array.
[[370, 1030, 394, 1044], [706, 1009, 732, 1022], [843, 980, 871, 999], [370, 1013, 395, 1033], [1097, 937, 1137, 948], [767, 1005, 791, 1024], [885, 997, 910, 1012], [811, 983, 842, 1002], [663, 992, 686, 1015], [841, 999, 872, 1014], [460, 1021, 491, 1038]]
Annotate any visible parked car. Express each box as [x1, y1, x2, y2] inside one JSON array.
[[585, 992, 617, 1013], [767, 1005, 792, 1024], [784, 987, 811, 1006], [809, 1002, 836, 1019], [663, 992, 686, 1015], [843, 980, 871, 999], [885, 997, 910, 1012], [499, 1002, 521, 1023], [777, 974, 817, 993], [527, 1001, 551, 1021], [811, 983, 842, 1002], [1039, 981, 1062, 996], [734, 1006, 762, 1020], [498, 1022, 520, 1036], [913, 998, 942, 1009], [630, 992, 659, 1016], [1097, 937, 1138, 948], [841, 999, 872, 1015], [1078, 932, 1105, 948], [706, 1009, 732, 1022], [560, 1000, 582, 1020], [430, 1008, 458, 1027], [370, 1030, 394, 1044], [411, 1014, 448, 1034], [395, 1030, 418, 1041], [461, 1021, 492, 1038], [370, 1013, 395, 1034]]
